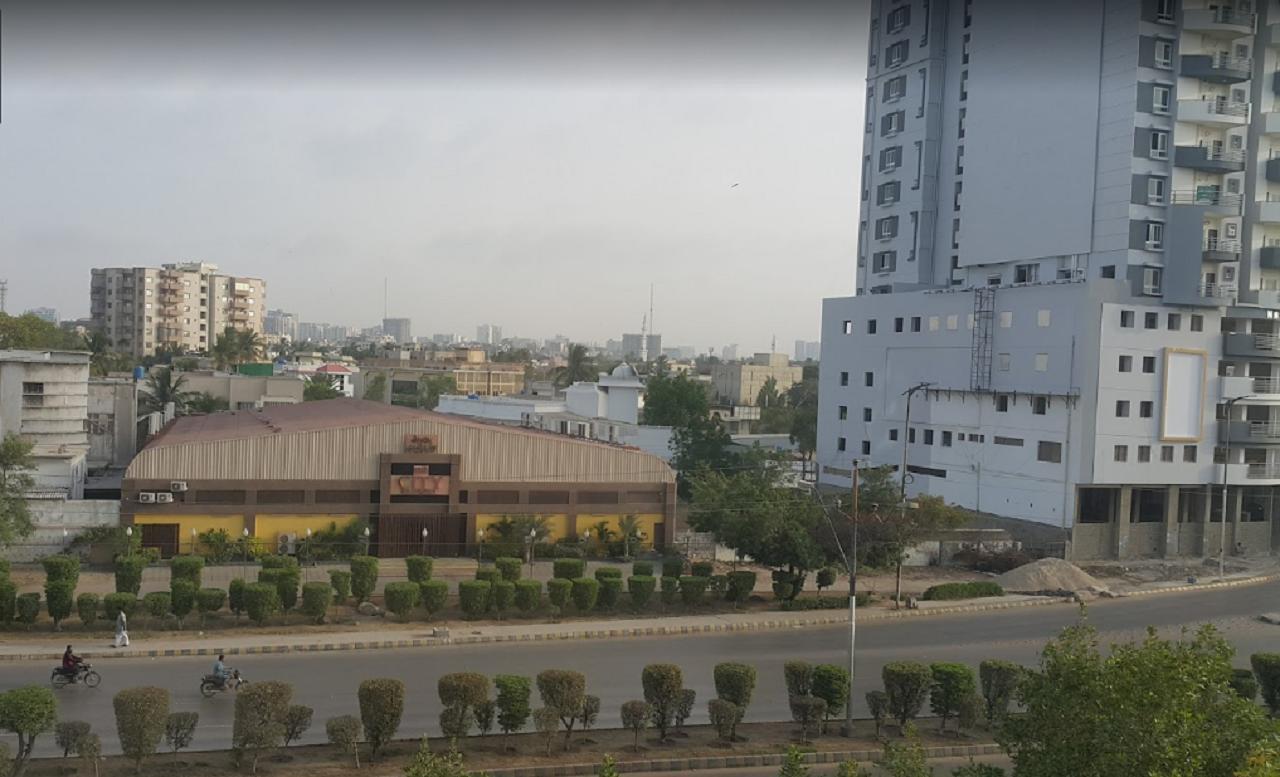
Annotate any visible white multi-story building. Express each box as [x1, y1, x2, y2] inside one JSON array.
[[90, 263, 266, 357], [821, 0, 1280, 560], [0, 350, 90, 495]]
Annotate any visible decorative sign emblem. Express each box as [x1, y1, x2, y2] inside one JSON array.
[[403, 434, 439, 453]]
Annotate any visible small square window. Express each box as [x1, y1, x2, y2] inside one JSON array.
[[1033, 397, 1047, 415], [1114, 445, 1128, 462], [1160, 445, 1174, 462], [1140, 401, 1153, 418], [942, 431, 953, 447], [861, 440, 871, 455], [867, 319, 878, 334], [838, 406, 848, 420], [1142, 356, 1156, 373], [1191, 315, 1204, 332], [1184, 446, 1198, 463], [1116, 400, 1130, 417], [894, 317, 904, 333], [996, 395, 1010, 412], [924, 429, 934, 445], [837, 437, 847, 452], [843, 320, 854, 334], [840, 371, 849, 386], [1137, 445, 1151, 463], [1101, 265, 1117, 279], [1120, 310, 1134, 328], [1144, 312, 1158, 329], [889, 428, 899, 441], [1167, 313, 1181, 331], [910, 316, 922, 332], [1034, 353, 1049, 372], [1037, 441, 1063, 464], [1119, 355, 1132, 372], [863, 407, 873, 422], [865, 372, 875, 387]]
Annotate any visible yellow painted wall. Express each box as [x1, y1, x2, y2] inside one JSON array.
[[477, 513, 662, 542], [477, 513, 573, 540], [132, 514, 246, 538], [255, 515, 359, 540]]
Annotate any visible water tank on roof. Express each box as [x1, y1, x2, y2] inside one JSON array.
[[132, 366, 145, 381]]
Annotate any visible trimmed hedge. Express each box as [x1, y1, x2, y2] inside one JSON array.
[[571, 578, 600, 611], [169, 556, 204, 587], [328, 570, 352, 604], [301, 582, 333, 623], [553, 559, 585, 580], [228, 578, 246, 617], [77, 593, 100, 628], [921, 582, 1005, 601], [383, 582, 420, 620], [1251, 653, 1280, 715], [42, 555, 81, 585], [662, 558, 684, 578], [405, 556, 434, 583], [597, 577, 623, 610], [781, 593, 869, 611], [475, 567, 499, 584], [115, 556, 146, 595], [243, 582, 281, 625], [660, 576, 680, 606], [143, 591, 171, 620], [726, 571, 757, 605], [492, 580, 516, 614], [169, 581, 196, 626], [459, 580, 492, 619], [632, 561, 654, 577], [420, 580, 449, 618], [594, 567, 623, 582], [495, 557, 522, 582], [45, 581, 75, 629], [678, 576, 709, 606], [514, 580, 542, 613], [690, 561, 714, 578], [197, 588, 227, 619], [103, 592, 137, 621], [628, 576, 656, 610], [547, 578, 572, 609], [349, 556, 378, 603], [0, 580, 15, 623]]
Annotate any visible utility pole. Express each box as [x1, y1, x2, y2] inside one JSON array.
[[896, 381, 933, 605], [843, 461, 859, 738], [1220, 394, 1252, 579], [0, 279, 7, 313]]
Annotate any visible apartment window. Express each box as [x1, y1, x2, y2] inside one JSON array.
[[880, 145, 903, 171], [909, 211, 919, 260], [1038, 441, 1063, 463], [861, 440, 871, 455], [1143, 356, 1156, 373], [954, 220, 963, 250], [958, 108, 967, 138], [946, 314, 958, 330], [960, 70, 969, 101], [994, 436, 1024, 447], [1147, 177, 1166, 205], [1149, 130, 1168, 160], [1115, 445, 1128, 462], [998, 353, 1011, 372], [889, 428, 899, 441], [843, 320, 853, 334], [867, 319, 878, 334], [884, 75, 907, 102], [838, 406, 848, 421], [911, 316, 922, 332], [1034, 353, 1049, 372], [942, 431, 953, 447], [837, 437, 847, 452], [840, 371, 849, 386], [1116, 400, 1131, 417], [877, 181, 901, 205], [926, 315, 938, 331], [881, 111, 905, 136], [886, 40, 909, 68], [1184, 445, 1198, 463], [1152, 84, 1171, 115], [908, 428, 916, 444], [924, 429, 935, 445], [987, 274, 1001, 286], [1191, 314, 1204, 332], [1137, 445, 1151, 463], [863, 407, 872, 422], [996, 394, 1010, 412], [1160, 445, 1174, 462], [1101, 265, 1117, 279], [956, 146, 965, 175], [1154, 38, 1173, 68], [1120, 310, 1135, 328], [962, 33, 970, 64], [864, 372, 874, 387], [887, 5, 911, 33], [912, 141, 924, 189], [894, 317, 904, 332], [954, 180, 963, 211], [1140, 401, 1154, 418], [1145, 222, 1164, 250], [1155, 0, 1174, 22], [916, 67, 927, 117], [1033, 396, 1048, 415], [875, 216, 899, 239], [999, 311, 1013, 328], [964, 0, 973, 26], [1167, 313, 1181, 331], [872, 251, 898, 273]]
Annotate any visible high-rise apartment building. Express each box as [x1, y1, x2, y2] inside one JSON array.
[[264, 309, 299, 342], [382, 317, 412, 343], [476, 324, 502, 345], [90, 263, 266, 358], [821, 0, 1280, 560]]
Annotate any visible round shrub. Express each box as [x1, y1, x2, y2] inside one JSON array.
[[349, 556, 379, 603], [76, 592, 100, 628], [169, 556, 204, 587], [169, 581, 196, 626], [726, 570, 757, 605], [1231, 668, 1260, 702], [42, 555, 81, 585], [1252, 653, 1280, 715], [547, 578, 572, 609], [690, 561, 714, 578], [113, 686, 170, 773], [438, 672, 490, 709], [383, 582, 420, 621], [594, 567, 623, 582], [679, 576, 708, 606], [459, 580, 492, 619], [475, 567, 499, 584], [115, 555, 146, 595], [300, 582, 332, 624], [0, 580, 15, 623], [597, 577, 622, 610], [660, 576, 680, 606], [197, 588, 226, 619], [714, 662, 757, 737], [553, 558, 585, 580], [143, 591, 171, 621], [328, 570, 352, 604], [571, 577, 600, 611], [420, 580, 449, 618], [882, 661, 933, 728], [492, 580, 515, 614], [260, 554, 298, 571], [708, 698, 740, 741], [357, 678, 405, 759], [103, 592, 137, 621], [405, 555, 434, 583], [921, 581, 1005, 601], [228, 578, 247, 617], [495, 557, 522, 582], [243, 582, 281, 625], [661, 558, 684, 578], [816, 567, 837, 591], [628, 575, 656, 610], [514, 579, 542, 613], [45, 581, 75, 629], [632, 560, 654, 577]]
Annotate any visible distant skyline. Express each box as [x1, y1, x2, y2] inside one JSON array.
[[0, 1, 868, 354]]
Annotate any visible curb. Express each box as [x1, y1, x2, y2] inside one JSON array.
[[1109, 571, 1280, 599], [485, 743, 1004, 776]]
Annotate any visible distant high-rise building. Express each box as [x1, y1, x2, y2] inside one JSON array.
[[476, 324, 502, 344], [25, 307, 57, 323], [721, 344, 739, 362], [794, 340, 821, 362], [265, 309, 298, 341], [90, 262, 266, 358], [382, 317, 412, 343], [432, 333, 460, 346]]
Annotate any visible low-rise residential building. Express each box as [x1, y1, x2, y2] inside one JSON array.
[[711, 352, 804, 406], [173, 371, 305, 410], [1, 350, 90, 495]]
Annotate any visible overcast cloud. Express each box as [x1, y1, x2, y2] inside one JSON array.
[[0, 1, 868, 353]]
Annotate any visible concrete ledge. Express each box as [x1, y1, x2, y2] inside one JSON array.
[[1118, 571, 1280, 598], [485, 742, 1004, 776]]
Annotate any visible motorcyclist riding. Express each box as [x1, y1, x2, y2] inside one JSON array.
[[212, 654, 231, 688], [60, 645, 83, 682]]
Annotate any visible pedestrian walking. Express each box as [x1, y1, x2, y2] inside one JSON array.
[[113, 609, 129, 648]]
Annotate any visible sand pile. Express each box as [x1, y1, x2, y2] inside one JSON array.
[[996, 557, 1108, 595]]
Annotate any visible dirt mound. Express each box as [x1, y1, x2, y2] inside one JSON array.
[[996, 557, 1107, 595]]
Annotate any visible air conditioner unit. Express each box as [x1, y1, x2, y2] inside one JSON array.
[[138, 492, 156, 504], [170, 481, 188, 492], [155, 492, 174, 504], [277, 533, 297, 555]]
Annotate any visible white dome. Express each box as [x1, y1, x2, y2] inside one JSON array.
[[611, 363, 638, 379]]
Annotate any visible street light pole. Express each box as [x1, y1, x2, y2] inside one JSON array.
[[1220, 394, 1253, 580], [843, 461, 859, 738], [896, 381, 933, 606]]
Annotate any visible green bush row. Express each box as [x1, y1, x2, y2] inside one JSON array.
[[921, 581, 1005, 601]]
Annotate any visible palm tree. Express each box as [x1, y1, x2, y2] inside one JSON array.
[[186, 392, 229, 414], [556, 343, 597, 387], [210, 327, 264, 370], [617, 514, 644, 559], [141, 367, 190, 414], [304, 374, 341, 401]]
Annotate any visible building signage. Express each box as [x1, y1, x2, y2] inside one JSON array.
[[403, 434, 439, 453], [390, 466, 450, 496]]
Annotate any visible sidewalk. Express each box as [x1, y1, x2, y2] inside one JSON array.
[[0, 594, 1066, 662]]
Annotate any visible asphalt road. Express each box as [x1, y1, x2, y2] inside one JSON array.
[[13, 581, 1280, 757]]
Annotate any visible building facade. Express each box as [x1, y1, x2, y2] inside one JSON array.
[[0, 350, 90, 494], [382, 318, 412, 344], [711, 352, 805, 406], [122, 399, 676, 558], [821, 0, 1280, 559], [264, 309, 298, 342], [90, 263, 266, 357]]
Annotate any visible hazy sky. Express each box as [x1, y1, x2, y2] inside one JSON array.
[[0, 1, 868, 353]]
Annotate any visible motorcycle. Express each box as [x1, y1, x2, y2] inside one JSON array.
[[51, 663, 100, 689], [200, 669, 246, 698]]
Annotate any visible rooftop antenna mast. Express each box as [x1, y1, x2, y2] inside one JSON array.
[[0, 280, 6, 313], [383, 277, 388, 320]]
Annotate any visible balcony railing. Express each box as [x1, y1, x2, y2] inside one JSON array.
[[1256, 333, 1280, 351], [1253, 377, 1280, 394], [1205, 237, 1242, 253], [1172, 189, 1243, 208], [1201, 282, 1239, 300], [1249, 421, 1280, 439], [1248, 463, 1280, 479]]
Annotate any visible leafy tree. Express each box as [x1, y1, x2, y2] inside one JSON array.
[[812, 664, 851, 732], [713, 662, 756, 740], [164, 711, 198, 754], [56, 720, 91, 758], [621, 700, 650, 751], [0, 434, 36, 547], [1000, 622, 1273, 777], [671, 415, 738, 496], [416, 374, 456, 410], [867, 690, 890, 739], [325, 716, 362, 768], [185, 392, 229, 414], [536, 669, 586, 751], [303, 374, 341, 401], [786, 367, 819, 459], [643, 373, 710, 426], [1252, 654, 1280, 716], [708, 698, 739, 742], [1237, 734, 1280, 777], [641, 664, 684, 742], [883, 662, 933, 730], [778, 745, 811, 777], [930, 663, 977, 732], [0, 312, 81, 349], [362, 370, 388, 402], [555, 343, 596, 387], [233, 681, 291, 774], [533, 707, 559, 757], [282, 705, 313, 747], [0, 686, 56, 777], [789, 695, 826, 742], [978, 660, 1021, 723], [358, 678, 404, 760], [878, 724, 931, 777], [113, 686, 168, 776], [141, 367, 190, 414]]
